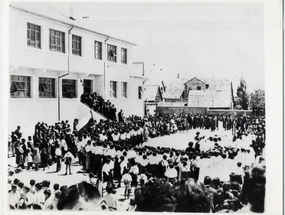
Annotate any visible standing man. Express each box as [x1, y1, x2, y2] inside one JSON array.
[[118, 109, 124, 123]]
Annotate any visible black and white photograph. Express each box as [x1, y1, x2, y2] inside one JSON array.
[[2, 0, 282, 214]]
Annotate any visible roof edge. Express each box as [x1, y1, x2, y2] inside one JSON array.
[[10, 4, 137, 46]]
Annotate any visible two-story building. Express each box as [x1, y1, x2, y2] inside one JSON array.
[[9, 3, 146, 137]]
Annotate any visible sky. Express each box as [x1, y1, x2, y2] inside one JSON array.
[[11, 2, 265, 93]]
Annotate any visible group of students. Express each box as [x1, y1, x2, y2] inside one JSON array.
[[8, 94, 266, 212], [8, 177, 62, 210], [8, 137, 266, 212], [80, 92, 118, 121]]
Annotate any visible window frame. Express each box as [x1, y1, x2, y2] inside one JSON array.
[[72, 34, 82, 56], [110, 81, 117, 98], [107, 44, 117, 62], [10, 75, 31, 98], [94, 41, 102, 60], [121, 48, 127, 64], [62, 79, 77, 98], [27, 22, 41, 49], [121, 82, 127, 98], [197, 86, 201, 90], [39, 77, 56, 98], [49, 29, 65, 53]]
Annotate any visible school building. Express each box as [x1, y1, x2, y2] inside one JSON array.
[[9, 4, 146, 137]]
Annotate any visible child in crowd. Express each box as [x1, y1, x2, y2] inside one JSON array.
[[63, 150, 74, 175], [121, 170, 132, 199]]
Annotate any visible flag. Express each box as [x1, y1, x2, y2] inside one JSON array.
[[76, 111, 92, 131]]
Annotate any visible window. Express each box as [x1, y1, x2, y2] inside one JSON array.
[[107, 44, 117, 62], [110, 81, 117, 98], [39, 77, 55, 98], [49, 29, 65, 53], [94, 41, 102, 60], [27, 23, 41, 48], [72, 35, 82, 56], [197, 86, 201, 90], [10, 75, 31, 98], [121, 82, 127, 98], [62, 79, 77, 98], [121, 48, 127, 64], [138, 86, 143, 99]]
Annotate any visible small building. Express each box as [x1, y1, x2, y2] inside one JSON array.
[[162, 78, 188, 103], [143, 84, 163, 115]]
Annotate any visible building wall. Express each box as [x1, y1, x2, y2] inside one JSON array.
[[156, 107, 252, 117], [185, 78, 207, 92], [156, 106, 208, 115], [9, 6, 145, 137]]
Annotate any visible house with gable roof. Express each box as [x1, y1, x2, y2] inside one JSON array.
[[158, 77, 234, 111]]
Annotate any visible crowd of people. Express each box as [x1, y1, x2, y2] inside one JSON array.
[[8, 94, 266, 212], [80, 92, 118, 121]]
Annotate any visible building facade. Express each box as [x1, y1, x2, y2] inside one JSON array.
[[9, 4, 146, 137]]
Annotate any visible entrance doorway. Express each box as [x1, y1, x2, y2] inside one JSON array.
[[83, 79, 93, 94]]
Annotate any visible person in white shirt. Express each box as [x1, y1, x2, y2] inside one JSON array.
[[102, 156, 114, 187], [42, 189, 53, 210], [33, 183, 45, 209], [121, 171, 132, 199], [148, 151, 159, 177], [92, 141, 104, 176], [116, 155, 128, 188], [137, 171, 148, 186], [164, 163, 178, 184], [102, 185, 118, 211], [63, 150, 74, 175], [119, 130, 126, 145], [129, 160, 139, 187], [99, 132, 108, 142], [139, 154, 149, 172], [8, 184, 20, 209], [111, 131, 120, 144]]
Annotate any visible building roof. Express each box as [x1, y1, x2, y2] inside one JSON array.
[[144, 85, 161, 101], [188, 90, 232, 108], [184, 77, 231, 91], [199, 78, 231, 91], [10, 3, 136, 46], [163, 78, 186, 99]]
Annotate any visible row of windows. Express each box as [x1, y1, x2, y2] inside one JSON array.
[[10, 76, 142, 99], [110, 81, 142, 99], [27, 22, 128, 64], [10, 76, 77, 98]]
